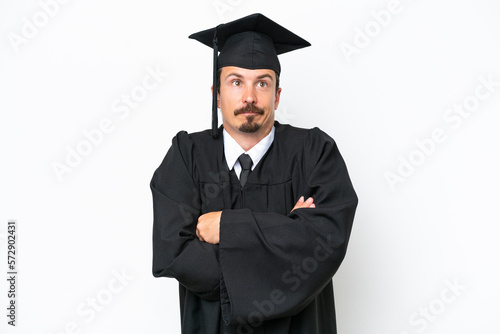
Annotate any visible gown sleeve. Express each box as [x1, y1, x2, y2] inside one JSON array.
[[151, 132, 221, 301], [219, 128, 358, 324]]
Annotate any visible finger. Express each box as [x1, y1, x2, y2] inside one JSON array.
[[297, 197, 314, 209], [291, 196, 304, 212], [196, 227, 203, 241], [294, 196, 304, 207]]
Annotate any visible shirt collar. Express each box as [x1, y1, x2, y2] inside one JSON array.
[[223, 126, 275, 171]]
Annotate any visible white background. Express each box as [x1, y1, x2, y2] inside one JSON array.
[[1, 0, 500, 333]]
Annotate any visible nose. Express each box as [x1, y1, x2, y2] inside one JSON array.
[[243, 85, 256, 104]]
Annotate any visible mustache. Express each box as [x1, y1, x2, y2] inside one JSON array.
[[234, 104, 265, 116]]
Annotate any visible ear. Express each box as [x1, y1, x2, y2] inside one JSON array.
[[274, 87, 282, 110], [211, 85, 221, 108]]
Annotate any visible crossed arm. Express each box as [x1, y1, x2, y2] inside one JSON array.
[[196, 196, 316, 244]]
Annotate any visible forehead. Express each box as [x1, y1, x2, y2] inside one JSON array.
[[221, 66, 276, 80]]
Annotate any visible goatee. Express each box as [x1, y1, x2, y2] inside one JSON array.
[[234, 105, 264, 133]]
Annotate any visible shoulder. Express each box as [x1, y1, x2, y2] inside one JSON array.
[[173, 128, 214, 147], [275, 122, 336, 148], [155, 127, 218, 170], [165, 128, 222, 177], [169, 127, 222, 156], [274, 122, 340, 173]]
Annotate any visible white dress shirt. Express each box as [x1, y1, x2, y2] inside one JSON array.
[[223, 126, 275, 180]]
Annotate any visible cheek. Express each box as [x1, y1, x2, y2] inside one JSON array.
[[218, 93, 228, 110], [220, 90, 238, 107], [220, 99, 234, 114], [265, 94, 278, 110], [220, 99, 237, 120]]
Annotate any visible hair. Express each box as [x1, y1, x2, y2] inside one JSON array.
[[216, 68, 280, 94]]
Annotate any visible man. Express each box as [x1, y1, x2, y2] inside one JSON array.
[[151, 13, 358, 334]]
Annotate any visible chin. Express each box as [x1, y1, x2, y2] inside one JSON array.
[[238, 121, 261, 133]]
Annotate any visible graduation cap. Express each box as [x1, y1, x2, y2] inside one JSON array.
[[189, 13, 311, 137]]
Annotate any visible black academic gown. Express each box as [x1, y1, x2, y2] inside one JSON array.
[[151, 121, 358, 334]]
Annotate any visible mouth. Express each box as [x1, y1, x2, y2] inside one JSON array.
[[239, 111, 260, 116]]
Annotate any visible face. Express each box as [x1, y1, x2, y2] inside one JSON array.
[[217, 66, 281, 137]]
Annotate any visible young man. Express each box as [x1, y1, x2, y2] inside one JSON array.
[[151, 13, 358, 334]]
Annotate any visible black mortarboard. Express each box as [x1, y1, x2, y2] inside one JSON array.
[[189, 13, 311, 137]]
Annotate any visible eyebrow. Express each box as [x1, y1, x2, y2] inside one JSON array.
[[225, 72, 244, 80], [224, 72, 274, 81], [256, 74, 274, 81]]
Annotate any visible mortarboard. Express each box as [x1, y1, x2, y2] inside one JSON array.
[[189, 13, 311, 137]]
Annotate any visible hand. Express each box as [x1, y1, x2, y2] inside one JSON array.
[[291, 196, 316, 212], [196, 211, 222, 244]]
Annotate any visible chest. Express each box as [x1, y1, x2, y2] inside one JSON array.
[[198, 169, 295, 215]]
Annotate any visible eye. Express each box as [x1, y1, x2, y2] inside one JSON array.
[[232, 80, 241, 86], [257, 81, 268, 88]]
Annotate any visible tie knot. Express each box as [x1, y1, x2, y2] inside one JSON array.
[[238, 153, 253, 171]]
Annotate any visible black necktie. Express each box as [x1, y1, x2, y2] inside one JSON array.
[[238, 153, 253, 187]]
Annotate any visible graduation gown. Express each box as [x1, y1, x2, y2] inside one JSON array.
[[151, 121, 358, 333]]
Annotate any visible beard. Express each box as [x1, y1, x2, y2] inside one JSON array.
[[234, 104, 265, 133]]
